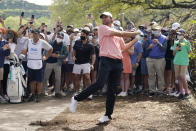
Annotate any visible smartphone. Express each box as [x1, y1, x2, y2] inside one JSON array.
[[31, 15, 34, 20], [21, 12, 24, 17], [29, 21, 33, 25], [176, 44, 181, 51], [88, 13, 91, 18]]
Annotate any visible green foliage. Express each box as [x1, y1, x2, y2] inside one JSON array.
[[0, 0, 50, 19]]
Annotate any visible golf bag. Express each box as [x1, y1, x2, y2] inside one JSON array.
[[7, 54, 26, 103]]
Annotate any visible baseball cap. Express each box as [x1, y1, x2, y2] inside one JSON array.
[[152, 25, 161, 30], [113, 20, 121, 26], [31, 29, 40, 34], [177, 28, 185, 35], [172, 22, 180, 30], [73, 28, 79, 32], [100, 12, 112, 18], [83, 27, 91, 32], [57, 32, 64, 38]]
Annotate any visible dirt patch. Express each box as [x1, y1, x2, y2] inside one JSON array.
[[34, 94, 196, 131]]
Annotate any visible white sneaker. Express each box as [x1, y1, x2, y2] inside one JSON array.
[[117, 91, 124, 96], [169, 91, 177, 96], [174, 92, 180, 97], [3, 95, 9, 101], [121, 92, 127, 97], [88, 94, 93, 100], [98, 116, 111, 124], [69, 83, 74, 89], [60, 91, 67, 97], [0, 95, 8, 104], [69, 96, 78, 113]]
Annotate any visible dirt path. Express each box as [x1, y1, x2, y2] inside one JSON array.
[[0, 97, 69, 131], [36, 95, 196, 131]]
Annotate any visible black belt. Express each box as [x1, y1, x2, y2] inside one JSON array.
[[100, 56, 122, 63]]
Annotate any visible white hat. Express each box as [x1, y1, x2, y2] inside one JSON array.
[[100, 12, 112, 18], [113, 20, 121, 26], [172, 22, 180, 30], [83, 27, 91, 32], [73, 28, 79, 32]]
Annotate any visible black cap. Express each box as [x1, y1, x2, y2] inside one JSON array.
[[57, 32, 64, 38], [31, 29, 40, 34]]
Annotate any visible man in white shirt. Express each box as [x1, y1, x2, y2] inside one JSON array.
[[21, 29, 53, 102]]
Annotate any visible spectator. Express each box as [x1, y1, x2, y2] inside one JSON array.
[[72, 27, 96, 96], [118, 36, 134, 97], [146, 25, 167, 96], [172, 29, 191, 99], [21, 29, 53, 102], [2, 30, 17, 101], [130, 39, 143, 94], [0, 27, 10, 103], [43, 32, 68, 97]]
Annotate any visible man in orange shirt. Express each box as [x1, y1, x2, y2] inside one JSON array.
[[69, 12, 143, 123]]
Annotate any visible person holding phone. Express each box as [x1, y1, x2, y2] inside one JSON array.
[[172, 29, 192, 99]]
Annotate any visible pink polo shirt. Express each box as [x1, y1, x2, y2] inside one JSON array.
[[98, 25, 123, 59]]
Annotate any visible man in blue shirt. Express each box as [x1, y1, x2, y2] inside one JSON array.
[[130, 41, 143, 93], [146, 25, 167, 95]]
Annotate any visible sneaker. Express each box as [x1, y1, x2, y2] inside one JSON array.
[[60, 91, 67, 97], [0, 95, 8, 104], [69, 83, 74, 89], [117, 92, 124, 96], [3, 95, 9, 101], [169, 91, 178, 96], [178, 94, 184, 99], [69, 96, 78, 113], [88, 94, 93, 100], [35, 94, 41, 103], [121, 92, 127, 97], [98, 115, 111, 124], [149, 91, 155, 96], [55, 93, 62, 98], [184, 94, 191, 99], [174, 92, 180, 97], [28, 94, 35, 102]]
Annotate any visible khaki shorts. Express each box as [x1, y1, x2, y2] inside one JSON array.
[[0, 68, 3, 80], [174, 64, 187, 78]]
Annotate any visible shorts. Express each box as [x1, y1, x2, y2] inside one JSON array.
[[141, 58, 148, 75], [62, 64, 74, 73], [174, 65, 187, 78], [0, 68, 4, 80], [73, 63, 91, 75], [28, 68, 44, 82]]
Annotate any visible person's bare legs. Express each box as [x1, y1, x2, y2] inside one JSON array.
[[74, 74, 80, 94], [84, 73, 91, 87], [124, 73, 130, 93], [120, 74, 125, 92], [164, 70, 172, 93], [91, 70, 97, 84], [30, 81, 36, 95], [37, 82, 43, 95]]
